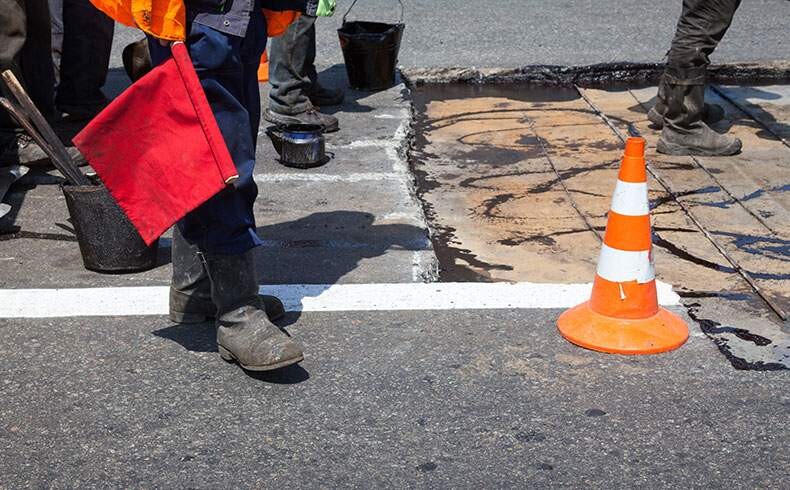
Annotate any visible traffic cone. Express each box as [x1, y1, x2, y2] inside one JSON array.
[[557, 137, 688, 354], [257, 51, 269, 83]]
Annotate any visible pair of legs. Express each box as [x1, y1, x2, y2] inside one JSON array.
[[653, 0, 742, 156], [0, 0, 112, 166], [49, 0, 114, 118], [264, 13, 342, 132], [149, 12, 303, 371]]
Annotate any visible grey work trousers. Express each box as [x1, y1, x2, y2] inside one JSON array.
[[267, 13, 317, 115]]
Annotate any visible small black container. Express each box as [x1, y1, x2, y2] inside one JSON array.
[[62, 182, 158, 273], [338, 0, 405, 91], [266, 124, 327, 169]]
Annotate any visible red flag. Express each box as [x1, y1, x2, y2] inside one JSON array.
[[73, 42, 238, 246]]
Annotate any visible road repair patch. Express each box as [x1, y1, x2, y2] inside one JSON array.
[[410, 83, 790, 370]]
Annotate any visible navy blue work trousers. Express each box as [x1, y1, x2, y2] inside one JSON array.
[[149, 12, 267, 255]]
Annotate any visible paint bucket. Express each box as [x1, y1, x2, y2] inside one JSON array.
[[62, 181, 158, 273], [266, 124, 327, 168], [337, 0, 405, 91]]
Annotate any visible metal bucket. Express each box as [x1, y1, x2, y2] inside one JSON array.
[[266, 124, 327, 168], [62, 182, 158, 273], [337, 0, 405, 91]]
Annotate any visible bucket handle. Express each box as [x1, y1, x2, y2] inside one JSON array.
[[342, 0, 404, 26]]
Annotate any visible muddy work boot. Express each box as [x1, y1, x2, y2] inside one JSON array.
[[201, 249, 304, 371], [647, 73, 724, 128], [0, 133, 48, 167], [169, 228, 285, 324], [657, 68, 741, 156], [264, 104, 339, 133], [648, 102, 725, 129]]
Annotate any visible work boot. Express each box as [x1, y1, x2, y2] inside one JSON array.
[[122, 38, 153, 83], [169, 227, 285, 324], [0, 133, 48, 167], [264, 104, 339, 133], [656, 67, 741, 156], [648, 104, 725, 129], [201, 248, 303, 371], [648, 73, 725, 128], [307, 82, 344, 107]]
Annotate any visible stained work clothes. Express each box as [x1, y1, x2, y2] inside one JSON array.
[[148, 4, 266, 254], [0, 0, 55, 143], [665, 0, 741, 79]]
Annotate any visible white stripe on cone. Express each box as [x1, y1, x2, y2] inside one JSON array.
[[596, 244, 655, 283], [609, 180, 649, 216]]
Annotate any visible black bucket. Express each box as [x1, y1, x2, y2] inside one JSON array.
[[338, 0, 405, 91], [266, 124, 327, 168], [62, 181, 158, 273]]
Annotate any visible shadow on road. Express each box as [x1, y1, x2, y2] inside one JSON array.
[[314, 64, 376, 115], [152, 321, 310, 384]]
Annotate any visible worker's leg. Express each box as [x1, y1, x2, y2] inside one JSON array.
[[650, 0, 741, 128], [0, 0, 54, 166], [265, 13, 338, 131], [148, 22, 264, 256], [56, 0, 113, 119], [667, 0, 741, 69], [268, 13, 315, 116], [150, 13, 303, 370], [657, 0, 742, 156]]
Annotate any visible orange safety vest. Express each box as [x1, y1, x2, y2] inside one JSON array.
[[90, 0, 299, 41]]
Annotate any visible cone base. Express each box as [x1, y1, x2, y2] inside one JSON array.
[[557, 302, 689, 355]]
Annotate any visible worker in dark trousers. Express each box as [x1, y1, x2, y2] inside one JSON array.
[[264, 11, 343, 132], [49, 0, 114, 120], [0, 0, 54, 166], [650, 0, 742, 156], [149, 0, 304, 371]]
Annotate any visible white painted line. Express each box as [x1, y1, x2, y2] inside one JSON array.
[[254, 172, 402, 183], [0, 281, 681, 319]]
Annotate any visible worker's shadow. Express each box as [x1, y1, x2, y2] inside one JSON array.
[[152, 210, 430, 381], [634, 86, 789, 141], [708, 86, 789, 142], [252, 210, 430, 324], [313, 64, 390, 115]]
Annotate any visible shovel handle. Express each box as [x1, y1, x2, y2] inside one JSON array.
[[0, 98, 89, 185], [0, 70, 86, 183], [342, 0, 404, 25]]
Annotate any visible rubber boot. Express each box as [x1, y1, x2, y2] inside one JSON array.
[[648, 74, 724, 128], [657, 67, 741, 156], [169, 227, 285, 324], [201, 249, 304, 371]]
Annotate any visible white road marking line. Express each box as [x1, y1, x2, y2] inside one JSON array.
[[0, 281, 681, 318], [254, 172, 402, 183]]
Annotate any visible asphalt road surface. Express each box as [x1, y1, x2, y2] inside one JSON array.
[[109, 0, 790, 70]]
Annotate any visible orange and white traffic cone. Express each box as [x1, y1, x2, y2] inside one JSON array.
[[557, 137, 688, 354], [257, 51, 269, 83]]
